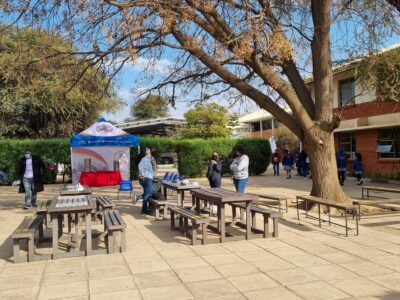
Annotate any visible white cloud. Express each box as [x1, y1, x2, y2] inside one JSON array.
[[128, 57, 172, 75]]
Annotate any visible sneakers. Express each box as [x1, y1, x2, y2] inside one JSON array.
[[23, 206, 31, 210], [357, 180, 363, 185]]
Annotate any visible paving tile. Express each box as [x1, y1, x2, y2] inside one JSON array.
[[191, 244, 231, 256], [128, 260, 171, 274], [158, 248, 196, 260], [269, 246, 308, 258], [140, 284, 194, 300], [43, 269, 88, 285], [304, 264, 358, 281], [175, 266, 222, 283], [91, 289, 141, 300], [87, 254, 126, 269], [266, 268, 318, 285], [329, 277, 392, 297], [252, 257, 296, 272], [244, 287, 302, 300], [0, 275, 42, 291], [251, 239, 290, 249], [340, 261, 394, 277], [235, 249, 276, 262], [284, 254, 332, 268], [185, 278, 238, 298], [0, 263, 45, 277], [89, 265, 131, 279], [228, 273, 278, 292], [369, 273, 400, 291], [123, 251, 162, 263], [288, 281, 350, 300], [89, 275, 136, 295], [200, 294, 246, 300], [317, 251, 362, 264], [0, 286, 39, 300], [373, 255, 400, 272], [215, 262, 259, 277], [46, 257, 87, 273], [222, 242, 261, 252], [134, 270, 181, 289], [166, 256, 208, 269], [202, 253, 244, 266], [38, 280, 88, 300]]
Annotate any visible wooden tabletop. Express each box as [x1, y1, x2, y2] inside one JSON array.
[[162, 181, 201, 191], [362, 185, 400, 193], [60, 185, 92, 196], [48, 195, 95, 213], [191, 188, 258, 204]]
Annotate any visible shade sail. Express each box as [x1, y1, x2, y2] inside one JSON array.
[[70, 118, 140, 148]]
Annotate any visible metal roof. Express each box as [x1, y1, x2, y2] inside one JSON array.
[[116, 117, 187, 136]]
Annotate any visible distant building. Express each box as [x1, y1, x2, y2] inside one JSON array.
[[307, 44, 400, 177], [116, 117, 187, 137]]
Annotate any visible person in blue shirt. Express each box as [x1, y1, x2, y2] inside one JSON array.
[[336, 149, 347, 186], [282, 150, 294, 179], [354, 152, 363, 185], [138, 148, 154, 215]]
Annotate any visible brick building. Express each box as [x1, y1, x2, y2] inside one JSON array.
[[308, 45, 400, 177]]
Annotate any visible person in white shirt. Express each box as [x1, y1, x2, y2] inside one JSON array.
[[138, 148, 154, 215], [18, 149, 45, 209], [230, 146, 249, 193]]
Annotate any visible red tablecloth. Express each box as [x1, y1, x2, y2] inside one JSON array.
[[79, 171, 122, 187]]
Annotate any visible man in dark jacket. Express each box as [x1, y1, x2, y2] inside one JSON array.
[[18, 149, 45, 209], [207, 151, 222, 188]]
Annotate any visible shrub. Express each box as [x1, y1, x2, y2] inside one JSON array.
[[0, 137, 271, 183]]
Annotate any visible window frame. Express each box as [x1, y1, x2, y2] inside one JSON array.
[[338, 132, 356, 156], [377, 127, 400, 159], [338, 77, 356, 107]]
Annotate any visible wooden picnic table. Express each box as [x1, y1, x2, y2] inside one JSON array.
[[47, 195, 96, 259], [191, 188, 258, 243], [60, 185, 92, 196], [361, 185, 400, 199], [162, 181, 201, 207]]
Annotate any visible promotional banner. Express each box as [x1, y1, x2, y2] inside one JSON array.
[[71, 146, 130, 184]]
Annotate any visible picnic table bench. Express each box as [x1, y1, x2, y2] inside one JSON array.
[[12, 215, 44, 263], [168, 206, 210, 245], [362, 185, 400, 199], [230, 203, 282, 237], [36, 199, 53, 228], [353, 198, 400, 219], [96, 196, 114, 223], [162, 181, 201, 207], [250, 193, 288, 213], [296, 195, 359, 237], [104, 210, 126, 253], [150, 198, 168, 220]]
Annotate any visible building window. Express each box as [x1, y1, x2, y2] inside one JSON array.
[[252, 122, 260, 132], [339, 78, 355, 106], [377, 127, 400, 159], [339, 132, 356, 155]]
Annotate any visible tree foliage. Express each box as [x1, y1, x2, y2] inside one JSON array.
[[0, 27, 122, 138], [356, 47, 400, 103], [180, 103, 231, 139], [128, 94, 169, 121], [274, 126, 299, 153]]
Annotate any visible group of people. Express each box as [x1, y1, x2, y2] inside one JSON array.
[[336, 149, 363, 186], [271, 149, 310, 179]]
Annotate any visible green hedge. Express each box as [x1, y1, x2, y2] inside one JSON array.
[[0, 138, 70, 184], [0, 137, 271, 184]]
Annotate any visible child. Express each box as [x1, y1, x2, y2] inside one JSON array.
[[354, 152, 363, 185], [282, 150, 294, 179]]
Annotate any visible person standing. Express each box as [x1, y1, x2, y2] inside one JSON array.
[[271, 149, 281, 176], [207, 151, 222, 188], [336, 149, 347, 186], [18, 149, 45, 209], [299, 150, 308, 179], [354, 152, 363, 185], [230, 146, 249, 193], [138, 148, 154, 215], [282, 150, 294, 179]]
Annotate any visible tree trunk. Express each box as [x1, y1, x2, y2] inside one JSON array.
[[303, 128, 348, 204]]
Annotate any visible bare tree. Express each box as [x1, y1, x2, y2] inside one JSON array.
[[1, 0, 399, 203]]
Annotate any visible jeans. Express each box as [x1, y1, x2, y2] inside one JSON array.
[[139, 177, 153, 213], [234, 178, 248, 193], [272, 163, 279, 175], [209, 178, 221, 188], [23, 177, 37, 207]]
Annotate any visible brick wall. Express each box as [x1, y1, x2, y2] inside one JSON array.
[[251, 129, 273, 139], [334, 129, 400, 176], [334, 100, 400, 120]]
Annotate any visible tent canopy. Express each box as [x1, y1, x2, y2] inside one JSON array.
[[70, 118, 140, 148]]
